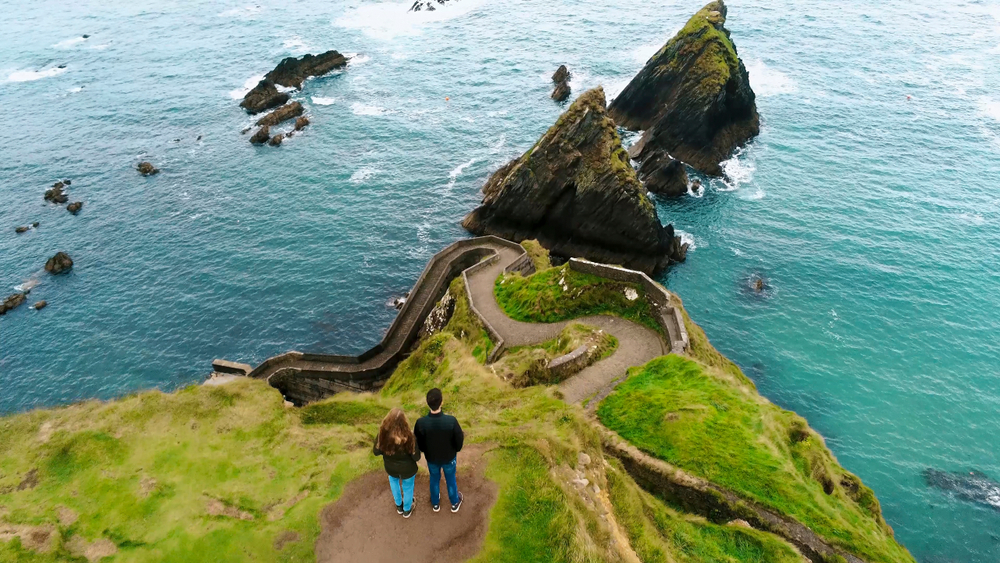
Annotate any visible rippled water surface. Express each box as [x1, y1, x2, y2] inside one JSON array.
[[2, 0, 999, 560]]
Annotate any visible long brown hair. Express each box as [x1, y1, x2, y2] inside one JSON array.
[[377, 408, 416, 456]]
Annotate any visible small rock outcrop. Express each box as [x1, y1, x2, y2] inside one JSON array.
[[249, 126, 270, 145], [551, 65, 571, 102], [295, 116, 310, 130], [137, 162, 159, 176], [256, 102, 304, 128], [462, 87, 687, 274], [630, 137, 689, 196], [1, 293, 27, 316], [67, 202, 83, 215], [410, 0, 450, 11], [44, 182, 69, 204], [45, 252, 73, 275], [608, 0, 758, 178], [240, 79, 288, 115], [268, 133, 284, 147], [33, 301, 47, 311], [15, 226, 30, 234]]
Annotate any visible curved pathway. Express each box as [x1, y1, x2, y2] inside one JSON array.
[[463, 244, 665, 404]]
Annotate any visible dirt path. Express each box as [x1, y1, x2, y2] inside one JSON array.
[[315, 445, 498, 563], [465, 246, 666, 404]]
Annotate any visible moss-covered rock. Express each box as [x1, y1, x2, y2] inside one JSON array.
[[609, 0, 759, 177], [462, 87, 687, 274]]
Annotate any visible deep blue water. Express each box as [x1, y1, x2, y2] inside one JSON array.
[[2, 0, 999, 560]]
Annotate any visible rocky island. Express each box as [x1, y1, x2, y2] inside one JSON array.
[[609, 0, 759, 193], [462, 87, 686, 274]]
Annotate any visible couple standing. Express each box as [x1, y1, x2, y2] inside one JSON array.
[[373, 388, 464, 518]]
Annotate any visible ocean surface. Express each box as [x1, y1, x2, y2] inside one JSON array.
[[2, 0, 999, 560]]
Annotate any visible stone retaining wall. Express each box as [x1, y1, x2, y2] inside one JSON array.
[[548, 345, 590, 379]]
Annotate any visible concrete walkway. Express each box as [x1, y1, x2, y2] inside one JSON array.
[[465, 246, 666, 405]]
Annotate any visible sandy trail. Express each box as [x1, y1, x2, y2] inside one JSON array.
[[315, 445, 498, 563]]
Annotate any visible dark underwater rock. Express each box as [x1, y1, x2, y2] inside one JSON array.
[[410, 0, 450, 11], [924, 469, 1000, 512], [249, 126, 270, 145], [33, 301, 47, 311], [0, 293, 27, 315], [45, 252, 73, 275], [15, 226, 30, 234], [255, 101, 304, 127], [608, 0, 758, 177], [462, 87, 687, 274], [137, 162, 159, 176], [44, 182, 69, 204], [240, 79, 289, 115]]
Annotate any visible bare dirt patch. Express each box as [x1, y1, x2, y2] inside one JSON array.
[[66, 535, 118, 562], [315, 445, 498, 563], [57, 506, 79, 526], [206, 498, 254, 521], [0, 523, 55, 552], [273, 530, 300, 551], [17, 468, 39, 491]]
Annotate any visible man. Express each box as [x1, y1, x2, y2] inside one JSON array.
[[414, 387, 464, 512]]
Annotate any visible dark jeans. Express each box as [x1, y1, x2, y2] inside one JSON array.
[[427, 457, 459, 506]]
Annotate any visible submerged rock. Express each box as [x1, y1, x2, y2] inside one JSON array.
[[255, 101, 304, 127], [608, 0, 758, 177], [33, 301, 47, 311], [240, 79, 289, 115], [45, 252, 73, 275], [265, 51, 348, 89], [462, 87, 687, 274], [15, 226, 30, 234], [249, 126, 270, 145], [268, 133, 284, 147], [44, 182, 69, 204], [551, 65, 571, 102], [924, 469, 1000, 512], [67, 201, 83, 215], [137, 162, 159, 176], [0, 293, 27, 316], [294, 116, 310, 131]]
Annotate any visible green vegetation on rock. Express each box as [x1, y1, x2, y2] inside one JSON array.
[[494, 264, 661, 333], [598, 355, 914, 563], [520, 239, 551, 271], [495, 323, 618, 387]]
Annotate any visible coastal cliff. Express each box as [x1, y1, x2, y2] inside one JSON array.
[[609, 0, 759, 178], [462, 87, 686, 274]]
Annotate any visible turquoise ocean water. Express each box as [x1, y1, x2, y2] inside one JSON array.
[[1, 0, 998, 559]]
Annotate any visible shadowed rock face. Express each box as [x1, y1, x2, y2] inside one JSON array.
[[45, 252, 73, 275], [462, 87, 687, 274], [924, 469, 1000, 512], [609, 0, 758, 177], [240, 79, 288, 114], [255, 101, 304, 127], [240, 51, 347, 114]]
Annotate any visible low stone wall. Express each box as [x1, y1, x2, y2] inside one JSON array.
[[567, 258, 689, 354], [548, 345, 589, 379], [462, 253, 506, 362]]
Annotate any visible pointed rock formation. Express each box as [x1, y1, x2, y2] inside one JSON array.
[[462, 87, 686, 274], [609, 0, 758, 178], [45, 252, 73, 275], [551, 65, 571, 102]]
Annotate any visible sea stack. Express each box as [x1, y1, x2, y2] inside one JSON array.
[[462, 87, 687, 274], [551, 65, 571, 102], [609, 0, 758, 180], [45, 252, 73, 275], [240, 51, 347, 114]]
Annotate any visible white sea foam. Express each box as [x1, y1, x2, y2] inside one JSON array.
[[629, 40, 663, 64], [350, 166, 379, 184], [229, 74, 264, 99], [746, 59, 796, 97], [90, 44, 109, 50], [312, 96, 336, 105], [351, 102, 392, 116], [53, 36, 86, 48], [7, 67, 67, 83], [282, 37, 309, 53], [443, 158, 478, 191], [334, 0, 486, 40], [218, 5, 262, 17], [68, 86, 83, 93], [676, 230, 697, 251], [978, 98, 1000, 122], [719, 147, 756, 191], [347, 53, 371, 66]]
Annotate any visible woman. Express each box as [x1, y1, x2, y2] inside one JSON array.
[[373, 408, 421, 518]]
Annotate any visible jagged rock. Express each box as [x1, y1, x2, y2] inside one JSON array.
[[268, 133, 284, 147], [551, 82, 571, 102], [462, 87, 687, 274], [137, 162, 159, 176], [33, 222, 39, 228], [294, 116, 310, 131], [410, 0, 450, 11], [33, 301, 47, 311], [418, 289, 455, 339], [44, 182, 69, 204], [608, 0, 758, 177], [67, 202, 83, 215], [240, 79, 289, 115], [630, 137, 689, 196], [552, 65, 570, 84], [266, 51, 348, 89], [45, 252, 73, 275], [256, 101, 304, 127], [250, 126, 270, 145], [0, 293, 27, 316], [63, 179, 71, 185]]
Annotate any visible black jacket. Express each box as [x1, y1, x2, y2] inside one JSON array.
[[373, 441, 421, 479], [414, 411, 464, 464]]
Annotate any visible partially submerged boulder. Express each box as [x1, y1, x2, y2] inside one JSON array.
[[268, 133, 284, 147], [33, 300, 47, 311], [249, 126, 270, 145], [44, 182, 69, 204], [0, 293, 27, 316], [137, 162, 159, 176], [67, 201, 83, 215], [462, 87, 687, 274], [240, 79, 289, 115], [410, 0, 450, 11], [256, 101, 304, 127], [45, 252, 73, 275], [294, 116, 310, 130], [266, 51, 348, 89], [15, 226, 30, 234], [608, 0, 758, 177], [551, 65, 571, 102]]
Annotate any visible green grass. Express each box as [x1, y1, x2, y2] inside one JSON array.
[[443, 276, 494, 363], [598, 355, 914, 563], [497, 323, 618, 387], [494, 264, 662, 334], [605, 458, 804, 563], [520, 239, 551, 271]]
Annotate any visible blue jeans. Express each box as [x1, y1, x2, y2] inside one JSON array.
[[388, 474, 416, 511], [427, 457, 459, 506]]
